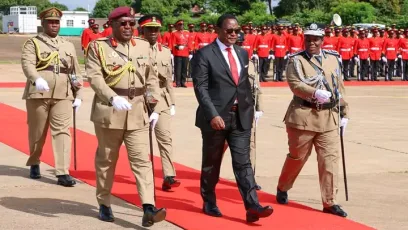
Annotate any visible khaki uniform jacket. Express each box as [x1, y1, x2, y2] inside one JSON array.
[[86, 37, 162, 130], [21, 33, 84, 100], [283, 50, 349, 132], [247, 59, 263, 112], [149, 43, 175, 111]]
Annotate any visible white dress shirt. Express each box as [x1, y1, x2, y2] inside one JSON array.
[[216, 38, 242, 76]]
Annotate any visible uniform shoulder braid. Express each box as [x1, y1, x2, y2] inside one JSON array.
[[323, 49, 340, 57], [289, 50, 305, 58]]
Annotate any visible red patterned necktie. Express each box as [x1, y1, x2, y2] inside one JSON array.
[[226, 47, 239, 85]]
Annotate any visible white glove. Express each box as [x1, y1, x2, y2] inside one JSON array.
[[149, 112, 159, 129], [395, 58, 398, 62], [340, 118, 348, 135], [35, 77, 50, 92], [111, 96, 132, 111], [398, 54, 402, 59], [284, 55, 288, 60], [252, 54, 259, 60], [171, 54, 174, 60], [382, 56, 387, 63], [314, 89, 332, 103], [170, 105, 176, 116], [72, 98, 82, 112], [268, 54, 275, 60], [354, 57, 359, 63], [254, 111, 263, 126], [189, 54, 193, 60]]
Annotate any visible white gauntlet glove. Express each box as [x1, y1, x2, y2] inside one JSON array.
[[189, 54, 193, 60], [170, 105, 176, 116], [340, 118, 349, 135], [149, 112, 159, 129], [314, 89, 332, 103], [252, 54, 259, 60], [111, 96, 132, 111], [268, 54, 275, 60], [35, 77, 50, 92], [72, 98, 82, 112], [382, 56, 387, 63], [254, 111, 263, 126]]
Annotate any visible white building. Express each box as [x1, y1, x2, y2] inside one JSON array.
[[2, 6, 38, 33], [59, 11, 90, 36]]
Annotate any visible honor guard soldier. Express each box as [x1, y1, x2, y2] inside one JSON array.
[[253, 25, 273, 82], [323, 28, 338, 50], [382, 30, 399, 81], [354, 28, 370, 81], [337, 28, 354, 81], [170, 20, 191, 87], [369, 27, 383, 81], [138, 14, 181, 191], [398, 29, 408, 81], [85, 6, 166, 227], [194, 22, 211, 51], [276, 23, 349, 217], [82, 18, 95, 51], [21, 7, 83, 186], [271, 24, 289, 81]]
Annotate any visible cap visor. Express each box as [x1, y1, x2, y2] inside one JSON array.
[[44, 17, 61, 20]]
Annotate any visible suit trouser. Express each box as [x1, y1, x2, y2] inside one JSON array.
[[403, 60, 408, 80], [258, 57, 270, 82], [174, 56, 188, 86], [94, 124, 155, 207], [274, 57, 285, 81], [200, 111, 259, 210], [277, 127, 339, 208], [154, 108, 176, 177], [25, 99, 72, 176], [359, 59, 369, 80], [371, 60, 381, 80]]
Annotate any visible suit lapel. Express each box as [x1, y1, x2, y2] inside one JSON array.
[[114, 43, 129, 60], [233, 45, 246, 84], [211, 42, 233, 81]]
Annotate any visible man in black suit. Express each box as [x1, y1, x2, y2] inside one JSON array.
[[191, 14, 273, 223]]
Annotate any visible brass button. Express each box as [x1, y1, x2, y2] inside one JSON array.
[[129, 58, 132, 61], [131, 81, 135, 85]]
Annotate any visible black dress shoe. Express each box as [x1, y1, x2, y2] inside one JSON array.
[[203, 202, 222, 217], [162, 176, 181, 191], [181, 84, 187, 88], [99, 204, 114, 222], [255, 184, 262, 190], [276, 189, 288, 204], [142, 205, 167, 227], [56, 175, 76, 187], [246, 205, 274, 223], [323, 205, 347, 217], [30, 165, 41, 179]]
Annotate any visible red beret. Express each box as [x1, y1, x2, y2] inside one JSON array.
[[108, 6, 134, 21]]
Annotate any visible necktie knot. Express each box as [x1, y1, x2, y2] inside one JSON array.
[[226, 47, 232, 52]]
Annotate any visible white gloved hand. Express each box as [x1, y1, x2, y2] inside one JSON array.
[[314, 89, 332, 103], [268, 54, 275, 60], [398, 54, 402, 59], [149, 112, 159, 129], [340, 118, 349, 135], [252, 54, 259, 60], [284, 54, 288, 60], [111, 96, 132, 111], [170, 105, 176, 116], [171, 54, 174, 60], [382, 56, 387, 63], [35, 77, 50, 92], [72, 98, 82, 112], [395, 58, 398, 62], [354, 57, 359, 63], [189, 54, 193, 60], [254, 111, 263, 126]]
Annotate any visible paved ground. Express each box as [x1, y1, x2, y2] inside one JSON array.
[[0, 64, 407, 229]]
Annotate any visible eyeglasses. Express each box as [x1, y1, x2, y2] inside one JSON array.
[[225, 28, 241, 34], [118, 21, 136, 27]]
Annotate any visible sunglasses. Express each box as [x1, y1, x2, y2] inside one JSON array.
[[225, 28, 241, 34], [117, 20, 136, 27]]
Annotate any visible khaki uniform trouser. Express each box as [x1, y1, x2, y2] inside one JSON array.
[[25, 99, 72, 176], [154, 108, 176, 177], [277, 126, 339, 208], [94, 124, 155, 207]]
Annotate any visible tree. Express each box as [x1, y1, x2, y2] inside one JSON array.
[[238, 2, 275, 25], [331, 1, 376, 25], [73, 7, 87, 12], [0, 0, 68, 15], [92, 0, 133, 18]]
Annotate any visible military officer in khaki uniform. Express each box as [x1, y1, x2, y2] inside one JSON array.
[[21, 7, 83, 187], [138, 14, 181, 191], [275, 23, 349, 217], [85, 6, 166, 227]]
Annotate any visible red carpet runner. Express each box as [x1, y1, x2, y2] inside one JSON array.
[[0, 103, 374, 229]]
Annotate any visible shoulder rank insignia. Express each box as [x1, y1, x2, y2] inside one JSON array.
[[289, 50, 305, 58], [323, 49, 340, 57]]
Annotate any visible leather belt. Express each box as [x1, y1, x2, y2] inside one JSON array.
[[41, 65, 69, 74], [112, 87, 145, 99], [293, 96, 336, 111]]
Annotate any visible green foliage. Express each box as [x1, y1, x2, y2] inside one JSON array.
[[331, 1, 376, 25], [238, 2, 275, 25], [73, 7, 87, 12], [0, 0, 68, 15], [283, 9, 330, 26], [92, 0, 133, 18]]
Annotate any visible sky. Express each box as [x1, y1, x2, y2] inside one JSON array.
[[50, 0, 281, 13]]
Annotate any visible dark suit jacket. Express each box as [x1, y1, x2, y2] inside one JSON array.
[[191, 41, 255, 131]]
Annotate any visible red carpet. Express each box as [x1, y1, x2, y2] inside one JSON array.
[[1, 80, 406, 88], [0, 102, 374, 229]]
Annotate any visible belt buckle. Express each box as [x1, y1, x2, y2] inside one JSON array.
[[316, 102, 322, 111], [129, 87, 136, 99]]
